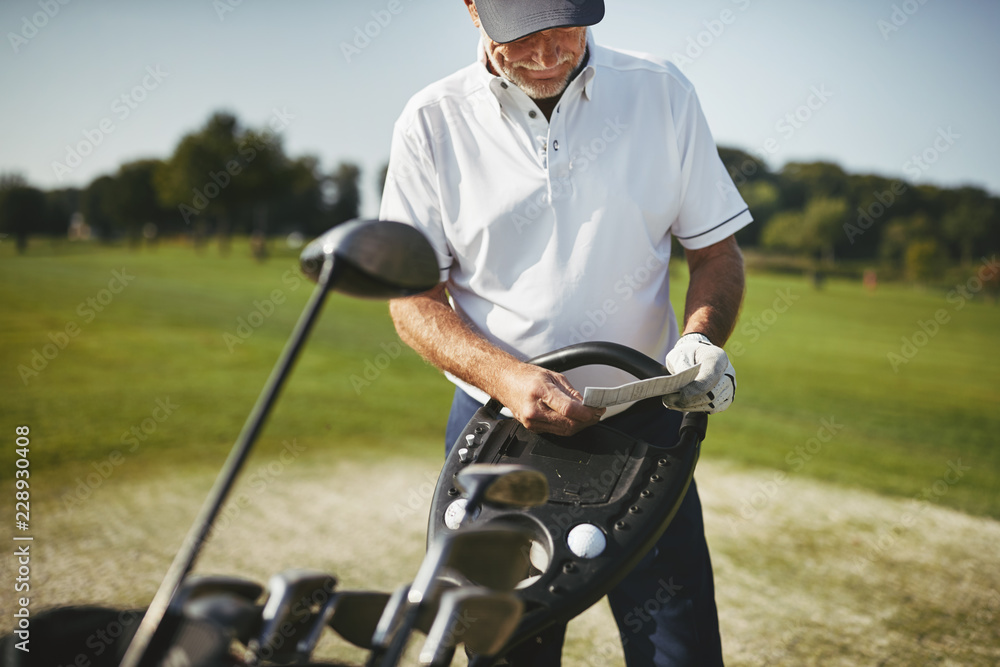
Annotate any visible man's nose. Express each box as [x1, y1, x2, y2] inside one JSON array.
[[527, 31, 560, 67]]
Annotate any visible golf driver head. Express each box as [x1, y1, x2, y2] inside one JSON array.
[[300, 219, 440, 298]]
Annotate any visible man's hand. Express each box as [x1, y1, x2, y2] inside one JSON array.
[[498, 364, 605, 436], [389, 285, 603, 435], [662, 333, 736, 414]]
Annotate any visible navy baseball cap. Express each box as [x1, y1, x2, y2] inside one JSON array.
[[475, 0, 605, 44]]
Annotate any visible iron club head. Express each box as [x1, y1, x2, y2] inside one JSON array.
[[418, 587, 523, 666]]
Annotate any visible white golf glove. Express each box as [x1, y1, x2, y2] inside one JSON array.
[[662, 333, 736, 414]]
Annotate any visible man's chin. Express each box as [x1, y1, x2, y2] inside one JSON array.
[[509, 74, 571, 101]]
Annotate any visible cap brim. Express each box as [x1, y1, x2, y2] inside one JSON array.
[[476, 0, 604, 44]]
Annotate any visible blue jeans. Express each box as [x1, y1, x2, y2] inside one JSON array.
[[445, 388, 724, 667]]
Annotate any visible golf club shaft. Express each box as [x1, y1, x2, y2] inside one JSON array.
[[120, 257, 338, 667]]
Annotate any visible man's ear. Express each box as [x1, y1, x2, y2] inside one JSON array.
[[463, 0, 482, 28]]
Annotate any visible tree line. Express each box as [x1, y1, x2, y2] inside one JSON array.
[[719, 148, 1000, 281], [0, 111, 362, 254], [1, 112, 997, 284]]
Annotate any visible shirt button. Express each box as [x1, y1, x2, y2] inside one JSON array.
[[529, 110, 537, 118], [553, 140, 559, 150], [500, 81, 508, 89]]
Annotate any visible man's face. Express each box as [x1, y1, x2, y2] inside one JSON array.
[[466, 3, 588, 100]]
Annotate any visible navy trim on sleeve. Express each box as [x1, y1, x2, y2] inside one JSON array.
[[673, 207, 750, 241]]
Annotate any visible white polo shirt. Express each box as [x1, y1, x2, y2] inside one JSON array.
[[380, 31, 752, 409]]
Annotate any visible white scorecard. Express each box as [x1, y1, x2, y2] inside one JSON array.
[[582, 364, 701, 408]]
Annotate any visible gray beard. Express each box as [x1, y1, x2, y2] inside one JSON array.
[[482, 29, 587, 101]]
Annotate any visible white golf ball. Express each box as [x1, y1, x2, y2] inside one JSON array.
[[444, 499, 479, 529], [567, 523, 606, 558]]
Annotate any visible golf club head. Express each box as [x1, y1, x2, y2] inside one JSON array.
[[419, 587, 523, 666], [456, 464, 550, 515], [182, 593, 262, 645], [367, 581, 463, 664], [252, 569, 337, 664], [300, 219, 440, 298], [135, 574, 265, 665], [172, 574, 265, 608], [325, 591, 392, 649], [440, 524, 534, 591]]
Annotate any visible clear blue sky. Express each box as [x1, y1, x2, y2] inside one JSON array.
[[2, 0, 998, 217]]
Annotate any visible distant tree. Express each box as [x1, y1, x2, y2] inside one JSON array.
[[736, 179, 780, 247], [762, 196, 847, 263], [44, 188, 81, 237], [780, 161, 849, 211], [718, 147, 770, 188], [273, 155, 326, 236], [942, 187, 996, 264], [82, 175, 118, 241], [156, 112, 242, 247], [156, 112, 290, 252], [905, 239, 947, 282], [0, 174, 46, 253], [111, 159, 167, 245], [327, 162, 361, 227]]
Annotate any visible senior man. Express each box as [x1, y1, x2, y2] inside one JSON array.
[[381, 1, 750, 664]]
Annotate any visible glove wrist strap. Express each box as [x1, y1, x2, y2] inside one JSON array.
[[680, 332, 713, 346]]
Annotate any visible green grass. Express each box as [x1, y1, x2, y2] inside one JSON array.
[[1, 237, 998, 518]]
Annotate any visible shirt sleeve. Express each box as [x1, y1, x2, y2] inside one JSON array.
[[379, 118, 453, 282], [668, 74, 753, 250]]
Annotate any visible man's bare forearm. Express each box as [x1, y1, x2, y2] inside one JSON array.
[[388, 283, 605, 435], [388, 283, 521, 398], [681, 236, 746, 346]]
